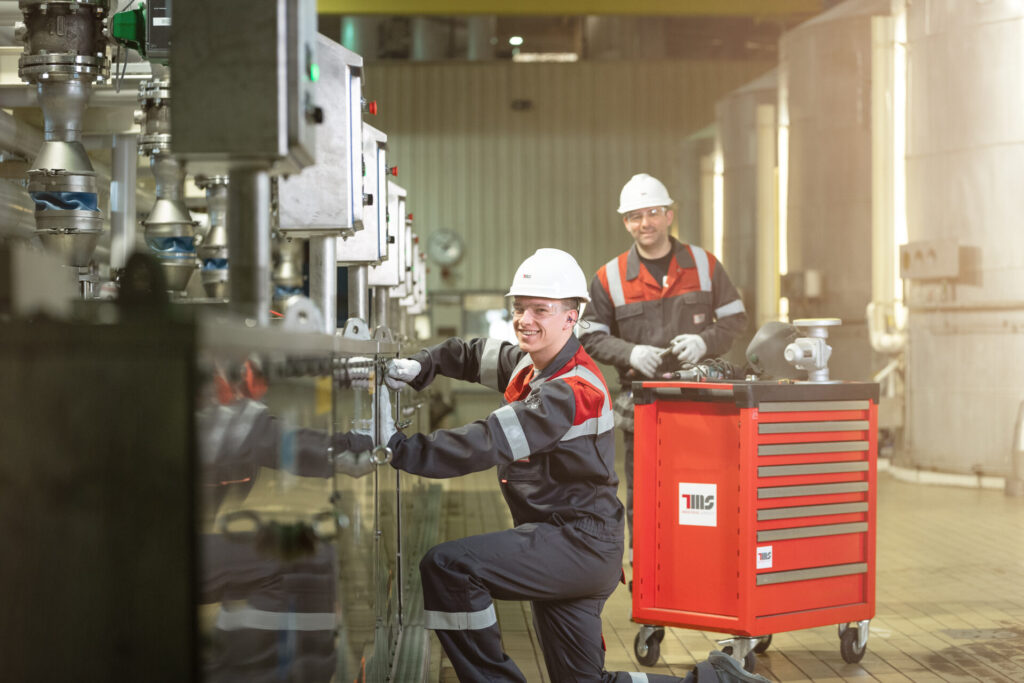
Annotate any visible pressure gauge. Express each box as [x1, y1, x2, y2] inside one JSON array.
[[426, 229, 465, 267]]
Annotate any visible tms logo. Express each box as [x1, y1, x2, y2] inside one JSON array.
[[681, 493, 716, 511], [756, 545, 773, 569], [678, 483, 717, 527]]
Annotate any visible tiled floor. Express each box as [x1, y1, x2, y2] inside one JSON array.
[[429, 463, 1024, 682]]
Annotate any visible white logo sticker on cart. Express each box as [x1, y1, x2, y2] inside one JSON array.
[[678, 483, 717, 527], [757, 545, 773, 569]]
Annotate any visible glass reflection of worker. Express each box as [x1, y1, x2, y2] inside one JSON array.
[[348, 249, 765, 683], [579, 173, 748, 558]]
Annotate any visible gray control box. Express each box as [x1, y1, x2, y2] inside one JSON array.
[[368, 181, 406, 286], [336, 124, 387, 265], [279, 34, 364, 235], [171, 0, 318, 175]]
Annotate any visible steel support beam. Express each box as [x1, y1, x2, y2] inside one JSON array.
[[319, 0, 820, 17]]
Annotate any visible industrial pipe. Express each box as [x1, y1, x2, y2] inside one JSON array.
[[348, 266, 368, 323], [372, 287, 388, 331], [308, 236, 337, 334], [1007, 401, 1024, 497], [109, 132, 137, 270], [227, 165, 271, 325]]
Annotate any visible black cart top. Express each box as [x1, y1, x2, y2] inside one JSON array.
[[632, 379, 879, 408]]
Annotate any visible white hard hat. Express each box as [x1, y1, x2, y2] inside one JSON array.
[[617, 173, 674, 214], [506, 248, 591, 302]]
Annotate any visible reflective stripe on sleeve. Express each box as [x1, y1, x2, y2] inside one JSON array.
[[423, 603, 498, 631], [562, 411, 615, 441], [577, 321, 611, 337], [604, 257, 626, 307], [715, 298, 746, 319], [216, 607, 336, 632], [690, 245, 712, 291], [494, 404, 531, 460], [628, 673, 649, 682], [479, 337, 504, 391], [557, 366, 614, 441]]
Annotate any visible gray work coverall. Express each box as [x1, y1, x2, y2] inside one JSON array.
[[386, 335, 688, 682]]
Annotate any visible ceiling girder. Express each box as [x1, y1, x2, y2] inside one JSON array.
[[318, 0, 820, 17]]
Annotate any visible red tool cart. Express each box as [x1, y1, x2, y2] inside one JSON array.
[[631, 379, 878, 672]]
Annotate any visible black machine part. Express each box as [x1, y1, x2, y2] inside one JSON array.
[[745, 321, 806, 380]]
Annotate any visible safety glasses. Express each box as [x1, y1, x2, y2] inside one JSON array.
[[624, 207, 667, 226]]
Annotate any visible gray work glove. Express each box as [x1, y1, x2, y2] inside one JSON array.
[[385, 358, 422, 390], [375, 386, 397, 445], [629, 344, 666, 378], [670, 334, 707, 365], [333, 430, 375, 478]]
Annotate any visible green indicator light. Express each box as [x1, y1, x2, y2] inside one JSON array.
[[310, 63, 320, 82]]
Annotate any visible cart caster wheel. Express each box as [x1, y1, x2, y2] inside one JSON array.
[[634, 627, 665, 667], [753, 634, 772, 654], [721, 645, 758, 673], [840, 627, 866, 663]]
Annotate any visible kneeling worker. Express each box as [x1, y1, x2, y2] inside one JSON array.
[[348, 248, 766, 683]]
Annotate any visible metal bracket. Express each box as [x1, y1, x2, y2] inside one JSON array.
[[715, 635, 759, 662], [281, 296, 324, 332], [341, 317, 371, 340]]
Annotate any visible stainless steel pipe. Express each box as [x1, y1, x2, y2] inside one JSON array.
[[227, 165, 270, 325]]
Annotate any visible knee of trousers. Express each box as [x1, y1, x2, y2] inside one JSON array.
[[419, 542, 475, 596]]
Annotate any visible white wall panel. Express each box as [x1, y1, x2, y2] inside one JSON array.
[[364, 60, 771, 293], [903, 1, 1024, 476]]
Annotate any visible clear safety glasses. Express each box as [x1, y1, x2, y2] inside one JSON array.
[[624, 206, 667, 226]]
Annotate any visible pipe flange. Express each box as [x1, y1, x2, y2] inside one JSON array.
[[138, 135, 172, 155], [28, 173, 99, 195], [20, 54, 106, 67], [20, 54, 107, 78], [36, 225, 102, 236], [194, 174, 230, 189], [138, 81, 171, 102], [28, 167, 98, 177], [199, 246, 229, 261], [35, 210, 103, 232]]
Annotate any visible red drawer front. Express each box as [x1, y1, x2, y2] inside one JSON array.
[[755, 532, 868, 574], [754, 573, 869, 616]]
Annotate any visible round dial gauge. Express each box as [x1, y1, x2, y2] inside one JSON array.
[[426, 229, 465, 267]]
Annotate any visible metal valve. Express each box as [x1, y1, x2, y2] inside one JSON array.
[[784, 318, 841, 382]]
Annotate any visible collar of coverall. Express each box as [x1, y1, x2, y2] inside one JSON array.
[[528, 334, 583, 386], [625, 236, 695, 281]]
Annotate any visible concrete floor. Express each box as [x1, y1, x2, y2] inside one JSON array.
[[429, 462, 1024, 682]]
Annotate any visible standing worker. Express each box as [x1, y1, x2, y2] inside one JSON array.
[[579, 173, 748, 558], [348, 248, 765, 682]]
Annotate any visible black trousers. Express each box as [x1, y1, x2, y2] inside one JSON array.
[[624, 430, 636, 550], [419, 519, 689, 682]]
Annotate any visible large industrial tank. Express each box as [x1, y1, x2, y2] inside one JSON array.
[[716, 68, 777, 355], [779, 0, 892, 381], [902, 1, 1024, 476]]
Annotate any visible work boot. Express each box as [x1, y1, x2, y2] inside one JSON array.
[[695, 650, 772, 682]]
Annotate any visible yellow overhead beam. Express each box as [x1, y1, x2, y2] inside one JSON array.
[[318, 1, 820, 17]]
